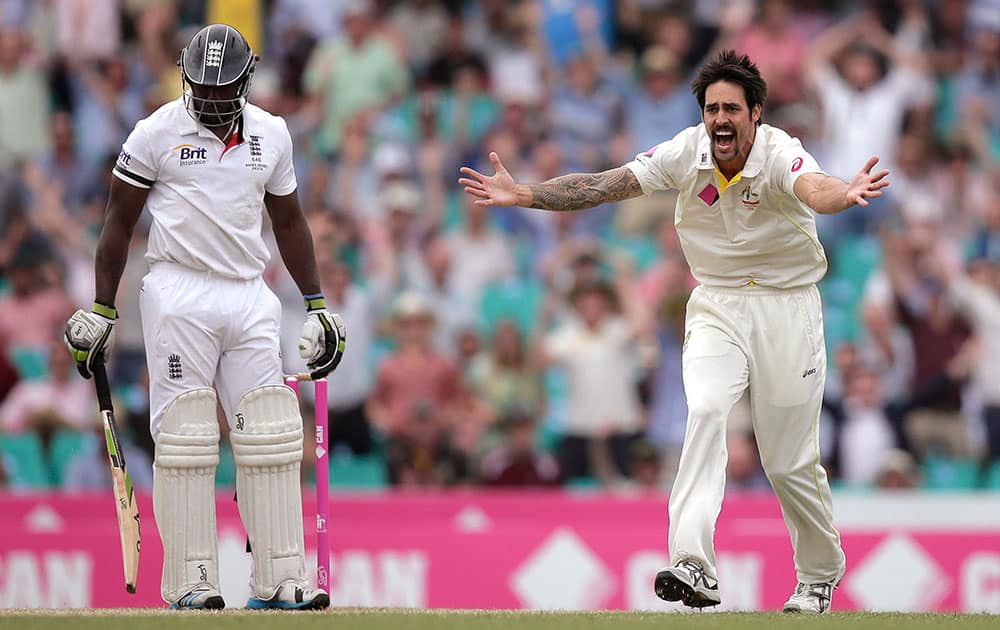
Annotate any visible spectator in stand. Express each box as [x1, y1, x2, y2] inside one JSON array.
[[882, 219, 971, 459], [72, 56, 146, 167], [425, 16, 488, 89], [414, 234, 475, 352], [302, 0, 409, 159], [365, 180, 431, 309], [0, 248, 74, 359], [445, 196, 514, 309], [468, 319, 545, 421], [928, 246, 1000, 469], [53, 0, 121, 62], [836, 365, 897, 487], [724, 431, 770, 492], [875, 448, 921, 489], [626, 46, 701, 158], [805, 12, 935, 240], [0, 339, 96, 441], [732, 0, 807, 108], [426, 60, 499, 164], [34, 112, 101, 216], [386, 0, 449, 77], [481, 409, 561, 487], [0, 27, 51, 160], [318, 256, 376, 456], [550, 52, 624, 174], [954, 23, 1000, 159], [627, 438, 665, 491], [368, 292, 459, 482], [542, 277, 648, 483], [61, 414, 154, 493]]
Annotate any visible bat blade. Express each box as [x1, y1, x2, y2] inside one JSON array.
[[103, 408, 141, 593]]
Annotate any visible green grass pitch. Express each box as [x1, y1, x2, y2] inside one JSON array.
[[1, 610, 998, 630]]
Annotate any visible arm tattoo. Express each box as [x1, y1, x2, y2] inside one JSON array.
[[527, 167, 642, 212]]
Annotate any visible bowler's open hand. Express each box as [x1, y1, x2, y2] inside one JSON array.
[[459, 152, 519, 207], [846, 156, 890, 207]]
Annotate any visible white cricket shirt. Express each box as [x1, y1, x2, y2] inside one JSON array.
[[626, 123, 827, 289], [113, 99, 297, 279]]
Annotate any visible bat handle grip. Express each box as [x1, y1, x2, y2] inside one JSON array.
[[93, 358, 114, 412]]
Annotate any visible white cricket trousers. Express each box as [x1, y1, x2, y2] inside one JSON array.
[[140, 262, 284, 438], [668, 284, 845, 585]]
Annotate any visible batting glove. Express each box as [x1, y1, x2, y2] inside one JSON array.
[[64, 302, 117, 379], [298, 295, 346, 379]]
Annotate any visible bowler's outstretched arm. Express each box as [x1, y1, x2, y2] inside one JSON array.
[[459, 152, 644, 212]]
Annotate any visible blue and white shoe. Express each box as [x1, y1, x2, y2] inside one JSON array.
[[170, 586, 225, 610], [246, 581, 330, 610]]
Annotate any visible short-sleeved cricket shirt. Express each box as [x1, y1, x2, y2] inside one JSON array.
[[626, 123, 828, 289], [113, 99, 297, 279]]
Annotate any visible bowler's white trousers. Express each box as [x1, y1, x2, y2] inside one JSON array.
[[669, 284, 846, 585], [140, 262, 284, 438]]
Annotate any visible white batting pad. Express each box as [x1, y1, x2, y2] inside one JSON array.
[[153, 387, 220, 604], [231, 384, 307, 597]]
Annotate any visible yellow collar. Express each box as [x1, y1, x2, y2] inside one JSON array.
[[714, 168, 742, 194]]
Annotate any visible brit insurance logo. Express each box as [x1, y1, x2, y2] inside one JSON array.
[[173, 143, 208, 166]]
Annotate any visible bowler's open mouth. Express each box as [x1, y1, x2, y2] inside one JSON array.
[[714, 128, 735, 151]]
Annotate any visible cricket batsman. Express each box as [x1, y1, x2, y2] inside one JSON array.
[[64, 24, 345, 610]]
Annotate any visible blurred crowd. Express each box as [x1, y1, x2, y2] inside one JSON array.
[[0, 0, 998, 494]]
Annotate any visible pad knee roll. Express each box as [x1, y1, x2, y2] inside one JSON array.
[[154, 388, 220, 604], [231, 384, 307, 597]]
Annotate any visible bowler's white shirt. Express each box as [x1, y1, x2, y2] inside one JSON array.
[[113, 99, 297, 279], [626, 123, 827, 289]]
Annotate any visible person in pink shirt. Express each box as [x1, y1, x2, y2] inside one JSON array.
[[0, 251, 73, 356], [733, 0, 807, 108], [0, 339, 96, 434], [367, 291, 459, 440]]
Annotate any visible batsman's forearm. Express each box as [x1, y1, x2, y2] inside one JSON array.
[[519, 167, 642, 212], [94, 220, 134, 306], [274, 218, 321, 296]]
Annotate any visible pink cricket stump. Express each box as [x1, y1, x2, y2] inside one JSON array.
[[285, 375, 330, 594]]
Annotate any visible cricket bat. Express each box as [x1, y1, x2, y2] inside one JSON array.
[[93, 360, 141, 593]]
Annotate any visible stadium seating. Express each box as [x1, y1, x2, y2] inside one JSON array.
[[48, 429, 90, 486], [479, 279, 544, 338], [329, 453, 387, 489], [922, 455, 979, 490], [0, 432, 49, 488]]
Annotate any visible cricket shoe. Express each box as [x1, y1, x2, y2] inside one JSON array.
[[654, 559, 721, 608], [246, 581, 330, 610], [783, 582, 834, 614], [170, 586, 225, 610]]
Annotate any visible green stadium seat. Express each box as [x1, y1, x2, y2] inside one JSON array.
[[8, 347, 49, 381], [922, 455, 979, 491], [565, 477, 601, 491], [479, 279, 543, 338], [49, 429, 91, 486], [216, 440, 236, 486], [605, 233, 659, 272], [832, 235, 881, 296], [0, 432, 50, 488], [983, 460, 1000, 490], [329, 454, 387, 489], [822, 304, 856, 351]]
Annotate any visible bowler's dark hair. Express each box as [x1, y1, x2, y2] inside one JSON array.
[[691, 49, 767, 125]]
